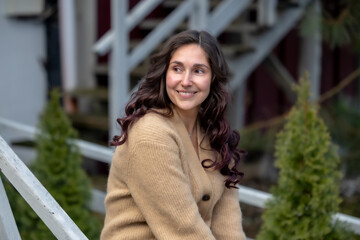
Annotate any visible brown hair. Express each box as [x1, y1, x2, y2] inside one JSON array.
[[111, 30, 244, 188]]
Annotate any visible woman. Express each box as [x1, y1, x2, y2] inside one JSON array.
[[101, 30, 246, 240]]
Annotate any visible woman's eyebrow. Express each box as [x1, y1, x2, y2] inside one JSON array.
[[193, 63, 209, 69], [169, 61, 184, 66], [170, 61, 209, 69]]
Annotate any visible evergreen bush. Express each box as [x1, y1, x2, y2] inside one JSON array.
[[256, 74, 356, 240], [5, 89, 101, 239]]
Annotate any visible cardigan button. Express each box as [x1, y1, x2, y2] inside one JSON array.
[[202, 194, 210, 201]]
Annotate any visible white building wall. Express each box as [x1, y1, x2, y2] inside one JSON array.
[[0, 0, 46, 162]]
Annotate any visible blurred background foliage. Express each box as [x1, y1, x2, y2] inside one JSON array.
[[301, 0, 360, 51], [257, 74, 356, 240]]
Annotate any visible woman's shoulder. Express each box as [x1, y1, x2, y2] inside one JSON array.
[[128, 109, 176, 143], [134, 109, 173, 130]]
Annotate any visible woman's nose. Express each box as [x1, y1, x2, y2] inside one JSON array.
[[181, 72, 192, 86]]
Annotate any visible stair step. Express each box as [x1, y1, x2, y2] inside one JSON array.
[[226, 21, 259, 33], [94, 63, 149, 79], [65, 87, 108, 101], [67, 113, 109, 131], [221, 43, 255, 57], [162, 0, 222, 9], [138, 18, 259, 36], [138, 19, 187, 31]]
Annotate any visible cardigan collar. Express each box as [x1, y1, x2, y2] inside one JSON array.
[[171, 107, 215, 165]]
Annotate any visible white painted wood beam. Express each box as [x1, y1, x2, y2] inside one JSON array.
[[263, 54, 297, 103], [298, 0, 322, 101], [0, 177, 21, 240], [228, 0, 313, 92], [0, 136, 88, 240]]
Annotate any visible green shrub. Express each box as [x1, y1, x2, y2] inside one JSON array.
[[5, 89, 101, 239], [256, 74, 356, 240]]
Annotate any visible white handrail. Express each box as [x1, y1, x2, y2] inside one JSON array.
[[93, 0, 163, 55], [1, 118, 360, 235], [335, 213, 360, 234], [0, 117, 113, 164], [228, 0, 312, 91], [208, 0, 252, 37], [238, 185, 360, 235], [0, 177, 21, 240], [129, 0, 196, 71], [238, 185, 271, 208], [0, 136, 88, 240]]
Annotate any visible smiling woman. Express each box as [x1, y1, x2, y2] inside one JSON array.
[[166, 43, 212, 150], [101, 30, 247, 240], [166, 44, 212, 122]]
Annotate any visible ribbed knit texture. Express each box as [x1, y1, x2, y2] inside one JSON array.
[[101, 110, 246, 240]]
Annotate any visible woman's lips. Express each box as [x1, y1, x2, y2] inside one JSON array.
[[177, 90, 197, 97]]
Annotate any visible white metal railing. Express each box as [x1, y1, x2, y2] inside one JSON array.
[[0, 117, 113, 164], [238, 185, 360, 235], [93, 0, 163, 55], [93, 0, 254, 137], [228, 0, 313, 91], [1, 118, 360, 236], [0, 135, 88, 240], [92, 0, 315, 133], [207, 0, 252, 37]]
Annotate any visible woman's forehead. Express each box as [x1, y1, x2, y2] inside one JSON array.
[[169, 44, 210, 67]]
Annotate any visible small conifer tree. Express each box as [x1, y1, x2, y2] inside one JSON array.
[[257, 73, 355, 240], [6, 89, 100, 239]]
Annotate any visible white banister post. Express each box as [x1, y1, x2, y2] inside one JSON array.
[[208, 0, 252, 37], [109, 0, 129, 139], [189, 0, 208, 30], [298, 0, 322, 101], [0, 176, 21, 240], [93, 0, 163, 55], [257, 0, 278, 27], [229, 84, 247, 130], [59, 0, 78, 112]]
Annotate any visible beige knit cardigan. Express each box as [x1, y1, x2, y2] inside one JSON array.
[[101, 109, 246, 240]]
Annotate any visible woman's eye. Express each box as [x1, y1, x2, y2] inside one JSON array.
[[173, 67, 181, 72], [195, 69, 204, 74]]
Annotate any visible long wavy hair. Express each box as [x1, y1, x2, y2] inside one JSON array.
[[111, 30, 244, 188]]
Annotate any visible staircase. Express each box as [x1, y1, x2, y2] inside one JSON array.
[[65, 0, 311, 144]]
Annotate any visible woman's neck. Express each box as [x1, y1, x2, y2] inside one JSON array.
[[173, 106, 200, 158], [174, 107, 198, 137]]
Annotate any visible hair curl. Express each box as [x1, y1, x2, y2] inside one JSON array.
[[111, 30, 244, 188]]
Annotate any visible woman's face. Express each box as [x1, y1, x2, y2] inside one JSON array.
[[166, 43, 212, 117]]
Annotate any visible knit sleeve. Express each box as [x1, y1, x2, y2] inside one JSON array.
[[125, 122, 216, 240], [211, 186, 246, 240]]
